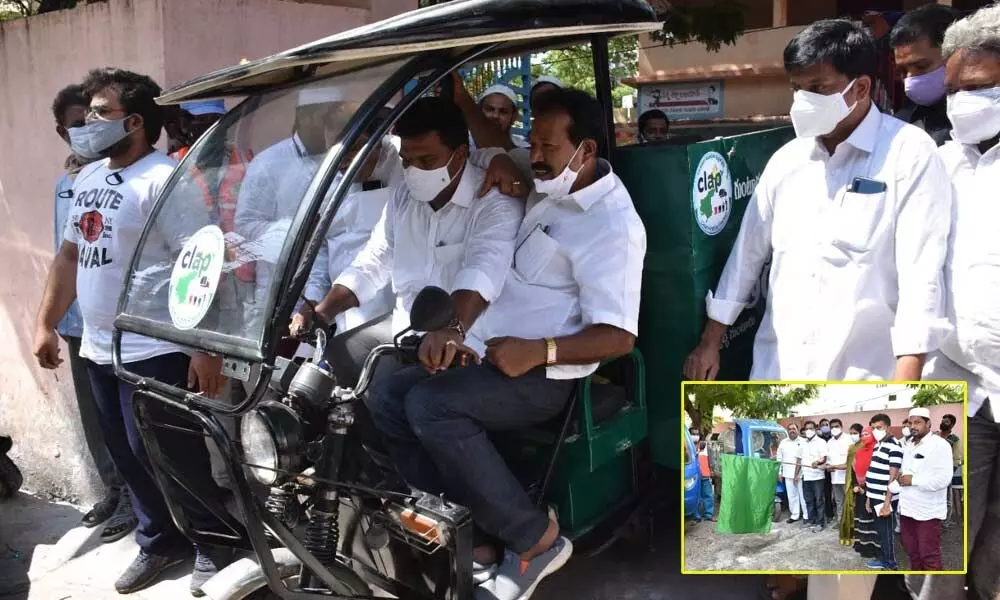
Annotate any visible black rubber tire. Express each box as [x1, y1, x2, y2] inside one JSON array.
[[238, 564, 369, 599]]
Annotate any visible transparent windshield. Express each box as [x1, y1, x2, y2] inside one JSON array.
[[752, 429, 788, 460], [120, 60, 405, 347]]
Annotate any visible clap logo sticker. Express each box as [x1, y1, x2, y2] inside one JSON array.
[[692, 151, 733, 236], [168, 225, 225, 330]]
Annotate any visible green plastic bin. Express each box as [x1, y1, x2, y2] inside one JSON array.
[[613, 128, 795, 469]]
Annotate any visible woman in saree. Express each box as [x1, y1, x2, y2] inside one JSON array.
[[848, 425, 880, 558], [838, 423, 865, 545]]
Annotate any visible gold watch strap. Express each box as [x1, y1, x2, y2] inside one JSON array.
[[545, 338, 557, 365]]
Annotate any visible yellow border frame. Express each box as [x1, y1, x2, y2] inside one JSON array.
[[679, 380, 969, 576]]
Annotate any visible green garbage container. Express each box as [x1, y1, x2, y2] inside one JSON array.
[[613, 127, 795, 469]]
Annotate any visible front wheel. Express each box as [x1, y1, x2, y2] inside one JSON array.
[[772, 503, 782, 523], [204, 549, 370, 600]]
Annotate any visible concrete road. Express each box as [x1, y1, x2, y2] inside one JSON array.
[[683, 514, 963, 572], [0, 492, 763, 600]]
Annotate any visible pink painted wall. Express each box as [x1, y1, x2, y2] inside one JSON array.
[[0, 0, 405, 501], [711, 403, 966, 441]]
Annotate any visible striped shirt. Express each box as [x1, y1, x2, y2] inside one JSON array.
[[865, 436, 903, 503]]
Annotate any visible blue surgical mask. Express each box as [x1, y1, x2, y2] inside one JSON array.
[[820, 425, 831, 435], [68, 116, 135, 159]]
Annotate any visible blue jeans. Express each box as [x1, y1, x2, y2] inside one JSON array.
[[697, 477, 714, 520], [874, 499, 900, 569], [86, 353, 226, 556], [368, 363, 574, 553]]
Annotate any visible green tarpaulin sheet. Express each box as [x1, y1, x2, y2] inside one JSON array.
[[716, 453, 779, 534]]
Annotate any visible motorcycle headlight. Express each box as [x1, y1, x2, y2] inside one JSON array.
[[240, 401, 303, 485], [685, 477, 698, 490]]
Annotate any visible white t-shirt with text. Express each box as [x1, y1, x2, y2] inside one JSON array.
[[63, 152, 184, 364]]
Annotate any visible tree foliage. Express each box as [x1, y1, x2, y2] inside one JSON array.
[[686, 384, 819, 435], [1, 0, 79, 20], [650, 0, 746, 52], [906, 384, 965, 408]]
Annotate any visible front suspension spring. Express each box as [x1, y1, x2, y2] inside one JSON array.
[[304, 507, 340, 565], [264, 485, 299, 539]]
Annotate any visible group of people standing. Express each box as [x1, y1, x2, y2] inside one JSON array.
[[681, 3, 998, 600]]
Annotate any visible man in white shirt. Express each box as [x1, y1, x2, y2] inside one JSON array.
[[777, 422, 808, 523], [915, 8, 1000, 598], [368, 88, 645, 600], [303, 96, 522, 368], [898, 407, 953, 570], [825, 418, 852, 521], [799, 421, 829, 532], [32, 68, 232, 595], [683, 18, 952, 383]]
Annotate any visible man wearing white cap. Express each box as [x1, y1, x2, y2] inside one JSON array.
[[897, 406, 953, 570], [530, 75, 563, 111], [469, 83, 529, 152], [234, 85, 361, 329]]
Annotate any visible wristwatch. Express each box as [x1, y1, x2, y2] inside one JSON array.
[[545, 338, 557, 365]]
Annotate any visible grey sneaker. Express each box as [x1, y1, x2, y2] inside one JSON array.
[[475, 537, 572, 600], [115, 549, 186, 594], [190, 544, 236, 597]]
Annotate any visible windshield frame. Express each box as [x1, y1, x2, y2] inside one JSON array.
[[111, 46, 499, 413]]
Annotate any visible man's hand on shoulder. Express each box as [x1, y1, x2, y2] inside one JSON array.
[[485, 336, 546, 378], [478, 153, 529, 200]]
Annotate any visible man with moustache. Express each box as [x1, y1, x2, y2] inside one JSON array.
[[914, 5, 1000, 598], [898, 407, 952, 571], [32, 68, 233, 595]]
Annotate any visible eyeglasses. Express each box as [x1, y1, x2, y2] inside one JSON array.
[[87, 106, 126, 119]]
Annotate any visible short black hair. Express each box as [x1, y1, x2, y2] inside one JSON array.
[[394, 96, 468, 150], [532, 87, 604, 147], [889, 4, 961, 48], [830, 418, 843, 427], [82, 68, 164, 144], [638, 109, 669, 134], [850, 423, 863, 434], [51, 84, 90, 126], [820, 418, 830, 424], [942, 413, 957, 424], [784, 19, 879, 80], [870, 413, 891, 427], [803, 420, 817, 429]]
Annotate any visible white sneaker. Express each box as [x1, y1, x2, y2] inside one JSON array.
[[476, 537, 572, 600]]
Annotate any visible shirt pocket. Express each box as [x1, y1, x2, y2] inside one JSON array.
[[513, 227, 559, 283], [433, 242, 465, 270], [830, 190, 886, 253]]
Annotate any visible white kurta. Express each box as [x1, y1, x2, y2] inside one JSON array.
[[707, 106, 952, 380]]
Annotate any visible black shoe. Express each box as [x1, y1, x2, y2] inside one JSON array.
[[82, 490, 121, 528], [101, 488, 138, 543], [115, 549, 186, 594], [786, 518, 799, 524], [190, 544, 236, 597]]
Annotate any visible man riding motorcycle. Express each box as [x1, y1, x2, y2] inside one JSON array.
[[368, 87, 647, 600]]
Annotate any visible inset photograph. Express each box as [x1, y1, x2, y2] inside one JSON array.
[[682, 382, 967, 574]]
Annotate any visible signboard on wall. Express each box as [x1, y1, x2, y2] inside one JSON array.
[[638, 80, 724, 120]]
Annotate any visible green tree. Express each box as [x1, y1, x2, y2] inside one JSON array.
[[686, 384, 818, 435], [419, 0, 746, 108], [907, 384, 965, 408]]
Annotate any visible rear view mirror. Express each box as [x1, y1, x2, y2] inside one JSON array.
[[409, 286, 454, 332]]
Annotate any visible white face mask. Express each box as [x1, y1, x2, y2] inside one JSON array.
[[404, 152, 458, 203], [789, 79, 858, 138], [946, 87, 1000, 144], [692, 435, 700, 443], [804, 430, 815, 439], [872, 428, 887, 442], [831, 427, 842, 437], [850, 433, 860, 443], [533, 144, 583, 199], [68, 116, 134, 159], [902, 427, 911, 438]]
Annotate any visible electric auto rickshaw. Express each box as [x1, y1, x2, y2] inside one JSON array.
[[683, 428, 700, 519], [708, 419, 789, 522], [112, 1, 669, 598]]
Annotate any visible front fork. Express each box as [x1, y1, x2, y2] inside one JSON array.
[[299, 403, 354, 590]]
